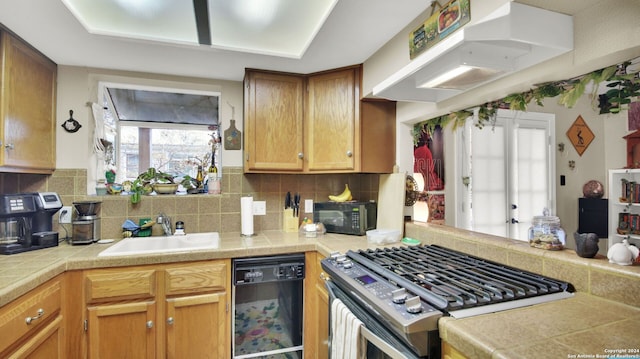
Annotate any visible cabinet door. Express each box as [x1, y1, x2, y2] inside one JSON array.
[[87, 302, 156, 359], [314, 273, 329, 358], [244, 71, 304, 171], [6, 316, 63, 359], [0, 31, 56, 172], [306, 67, 359, 171], [165, 293, 227, 359], [303, 253, 329, 359]]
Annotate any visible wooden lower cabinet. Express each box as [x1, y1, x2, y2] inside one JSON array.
[[0, 276, 64, 359], [303, 252, 329, 359], [442, 341, 468, 359], [83, 260, 230, 359]]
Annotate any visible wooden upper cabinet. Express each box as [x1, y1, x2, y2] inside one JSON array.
[[306, 67, 359, 171], [244, 70, 304, 172], [244, 65, 396, 174], [0, 29, 57, 173]]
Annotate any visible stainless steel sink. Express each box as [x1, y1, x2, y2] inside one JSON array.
[[98, 232, 220, 257]]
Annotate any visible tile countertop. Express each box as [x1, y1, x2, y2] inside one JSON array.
[[0, 230, 371, 306], [2, 225, 640, 358]]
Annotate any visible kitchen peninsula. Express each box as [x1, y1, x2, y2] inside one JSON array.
[[1, 223, 638, 359]]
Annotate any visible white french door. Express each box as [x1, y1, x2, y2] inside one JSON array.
[[456, 110, 556, 241]]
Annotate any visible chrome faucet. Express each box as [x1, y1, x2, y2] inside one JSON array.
[[156, 213, 172, 236]]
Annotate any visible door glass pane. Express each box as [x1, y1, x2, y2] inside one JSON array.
[[513, 126, 549, 240], [471, 125, 507, 237]]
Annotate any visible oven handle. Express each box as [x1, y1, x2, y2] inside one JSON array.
[[325, 280, 417, 359]]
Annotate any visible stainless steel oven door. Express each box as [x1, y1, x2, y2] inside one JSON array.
[[326, 281, 424, 359]]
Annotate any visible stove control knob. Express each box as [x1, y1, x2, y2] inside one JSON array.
[[343, 260, 353, 269], [392, 288, 407, 304], [405, 296, 423, 314], [335, 255, 347, 263]]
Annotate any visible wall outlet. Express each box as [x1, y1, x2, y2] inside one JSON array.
[[59, 206, 72, 224], [253, 201, 266, 215], [305, 199, 313, 214]]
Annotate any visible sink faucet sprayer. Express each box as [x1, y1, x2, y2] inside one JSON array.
[[156, 213, 172, 236]]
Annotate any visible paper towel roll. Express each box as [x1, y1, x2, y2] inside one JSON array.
[[241, 196, 254, 236]]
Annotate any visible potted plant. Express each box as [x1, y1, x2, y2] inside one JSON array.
[[134, 167, 177, 197]]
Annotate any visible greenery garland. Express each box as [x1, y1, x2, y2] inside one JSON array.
[[414, 60, 640, 142]]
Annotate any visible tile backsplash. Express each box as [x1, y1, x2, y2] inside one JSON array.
[[0, 168, 380, 239]]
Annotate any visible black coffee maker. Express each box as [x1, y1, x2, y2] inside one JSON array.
[[0, 192, 62, 255]]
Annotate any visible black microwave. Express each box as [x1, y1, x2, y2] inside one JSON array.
[[313, 201, 377, 236]]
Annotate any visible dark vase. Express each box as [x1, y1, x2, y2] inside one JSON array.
[[573, 232, 599, 258]]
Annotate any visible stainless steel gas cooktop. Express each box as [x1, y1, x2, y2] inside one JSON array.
[[322, 245, 575, 357]]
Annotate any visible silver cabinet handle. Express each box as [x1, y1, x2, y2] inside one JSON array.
[[167, 317, 174, 325], [298, 152, 304, 159], [5, 143, 14, 150], [25, 308, 44, 325], [346, 150, 353, 157], [319, 272, 330, 281], [146, 320, 154, 329]]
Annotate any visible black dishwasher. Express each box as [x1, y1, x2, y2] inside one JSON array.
[[232, 253, 305, 359]]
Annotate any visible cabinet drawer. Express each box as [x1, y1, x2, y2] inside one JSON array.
[[0, 277, 62, 353], [164, 261, 227, 296], [85, 268, 156, 303]]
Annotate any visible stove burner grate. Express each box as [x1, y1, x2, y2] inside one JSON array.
[[356, 245, 574, 311]]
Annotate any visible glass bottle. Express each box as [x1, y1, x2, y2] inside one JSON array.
[[208, 151, 217, 174], [196, 166, 204, 187]]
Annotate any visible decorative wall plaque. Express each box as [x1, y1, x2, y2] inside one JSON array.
[[409, 0, 471, 59], [566, 115, 594, 156]]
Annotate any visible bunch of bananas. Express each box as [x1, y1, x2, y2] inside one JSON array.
[[328, 184, 352, 202]]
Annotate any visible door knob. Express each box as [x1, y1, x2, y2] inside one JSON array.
[[146, 320, 154, 329], [167, 317, 174, 325]]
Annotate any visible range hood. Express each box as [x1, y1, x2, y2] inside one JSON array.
[[373, 2, 573, 103]]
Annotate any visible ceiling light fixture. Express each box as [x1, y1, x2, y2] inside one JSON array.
[[113, 0, 170, 18], [231, 0, 281, 28], [418, 65, 473, 89]]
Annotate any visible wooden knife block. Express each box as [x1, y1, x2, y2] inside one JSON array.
[[283, 209, 299, 232]]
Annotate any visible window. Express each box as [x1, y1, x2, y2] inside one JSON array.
[[96, 82, 221, 184]]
